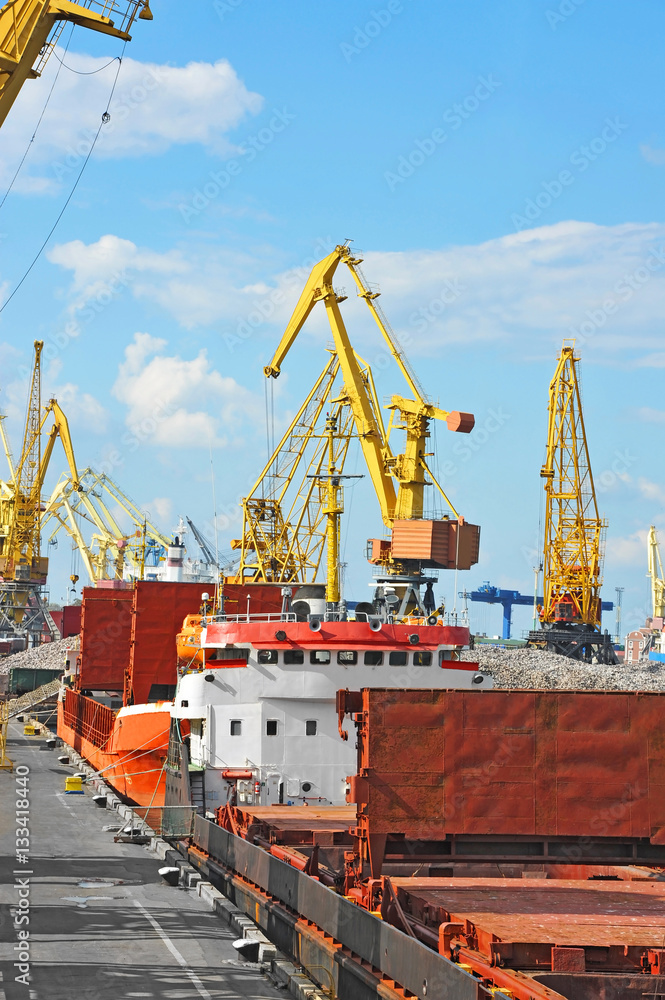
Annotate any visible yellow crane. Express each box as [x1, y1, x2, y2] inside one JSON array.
[[41, 466, 171, 582], [0, 0, 152, 128], [533, 341, 615, 662], [0, 340, 80, 637], [648, 525, 665, 620], [236, 243, 479, 615], [232, 353, 355, 587]]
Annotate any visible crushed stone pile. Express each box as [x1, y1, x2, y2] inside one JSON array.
[[0, 635, 78, 675], [461, 646, 665, 691]]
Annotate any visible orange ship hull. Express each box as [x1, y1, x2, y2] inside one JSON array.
[[57, 689, 171, 807]]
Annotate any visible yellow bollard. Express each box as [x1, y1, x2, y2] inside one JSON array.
[[23, 723, 36, 736], [65, 775, 83, 794]]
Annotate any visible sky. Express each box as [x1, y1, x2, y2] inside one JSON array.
[[0, 0, 663, 637]]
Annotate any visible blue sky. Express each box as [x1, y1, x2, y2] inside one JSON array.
[[1, 0, 664, 636]]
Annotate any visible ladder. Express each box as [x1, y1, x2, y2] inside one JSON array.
[[0, 700, 12, 771]]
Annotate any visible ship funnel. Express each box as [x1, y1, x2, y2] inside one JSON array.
[[308, 616, 322, 632]]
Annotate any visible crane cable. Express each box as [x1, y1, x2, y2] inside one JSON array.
[[51, 49, 120, 76], [0, 40, 128, 317], [0, 25, 76, 211]]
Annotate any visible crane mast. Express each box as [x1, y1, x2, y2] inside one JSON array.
[[531, 342, 616, 662]]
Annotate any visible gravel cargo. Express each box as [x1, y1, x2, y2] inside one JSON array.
[[462, 646, 665, 690], [0, 635, 78, 675]]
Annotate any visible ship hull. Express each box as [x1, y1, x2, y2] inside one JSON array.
[[57, 689, 171, 807]]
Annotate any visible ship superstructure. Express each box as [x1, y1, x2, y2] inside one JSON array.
[[166, 604, 489, 812]]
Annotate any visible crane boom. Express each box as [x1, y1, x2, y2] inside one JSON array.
[[264, 243, 475, 528], [0, 0, 151, 129], [260, 243, 479, 590]]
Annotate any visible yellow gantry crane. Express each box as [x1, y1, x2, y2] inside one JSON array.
[[0, 0, 152, 128], [235, 243, 480, 614], [647, 525, 665, 620], [0, 340, 80, 638], [534, 341, 616, 662]]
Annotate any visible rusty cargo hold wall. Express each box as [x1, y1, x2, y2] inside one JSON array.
[[78, 582, 283, 703], [338, 688, 665, 875]]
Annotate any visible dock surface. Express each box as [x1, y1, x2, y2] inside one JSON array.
[[0, 722, 283, 1000]]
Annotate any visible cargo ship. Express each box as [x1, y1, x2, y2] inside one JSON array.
[[164, 589, 490, 814], [57, 579, 283, 806]]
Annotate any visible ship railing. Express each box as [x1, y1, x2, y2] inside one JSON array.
[[399, 611, 470, 628], [205, 612, 298, 624]]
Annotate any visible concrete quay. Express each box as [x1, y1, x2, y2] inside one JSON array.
[[0, 720, 287, 1000]]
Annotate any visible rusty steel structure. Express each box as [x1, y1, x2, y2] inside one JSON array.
[[338, 687, 665, 877]]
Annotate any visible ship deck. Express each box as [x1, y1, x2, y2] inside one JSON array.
[[0, 720, 284, 1000]]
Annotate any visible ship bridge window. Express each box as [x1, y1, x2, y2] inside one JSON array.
[[257, 649, 278, 664], [413, 651, 432, 666], [310, 650, 331, 664], [363, 650, 383, 666], [266, 720, 278, 736], [306, 720, 318, 736], [230, 720, 242, 736], [388, 651, 408, 666], [284, 649, 304, 665], [337, 651, 358, 665], [208, 648, 249, 662]]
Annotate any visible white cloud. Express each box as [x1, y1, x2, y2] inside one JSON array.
[[637, 477, 665, 506], [640, 144, 665, 166], [605, 529, 649, 568], [47, 233, 187, 322], [112, 332, 255, 448], [637, 407, 665, 423], [144, 496, 173, 525], [1, 50, 263, 191], [48, 382, 108, 434], [46, 223, 665, 359]]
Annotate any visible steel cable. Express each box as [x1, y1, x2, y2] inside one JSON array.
[[0, 41, 128, 316], [0, 25, 76, 211]]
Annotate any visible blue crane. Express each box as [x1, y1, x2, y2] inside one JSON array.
[[461, 582, 614, 640]]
